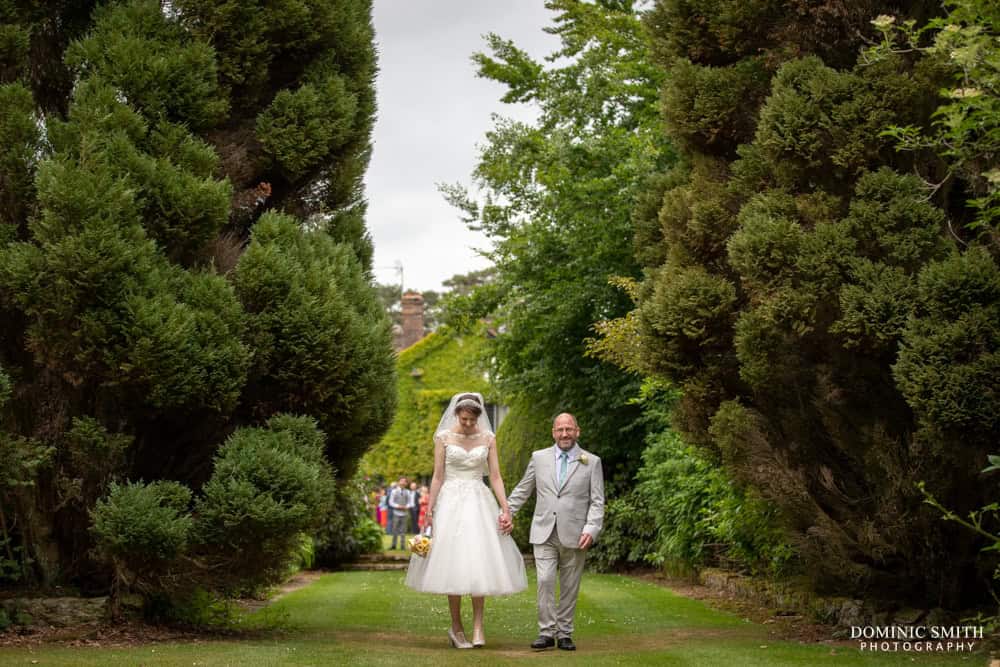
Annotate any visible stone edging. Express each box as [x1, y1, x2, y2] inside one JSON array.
[[697, 568, 956, 634]]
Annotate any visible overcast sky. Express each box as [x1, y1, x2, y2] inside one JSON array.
[[366, 2, 559, 292]]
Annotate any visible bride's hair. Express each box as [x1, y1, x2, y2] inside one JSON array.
[[454, 393, 483, 417]]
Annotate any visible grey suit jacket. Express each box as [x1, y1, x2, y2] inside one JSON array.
[[507, 445, 605, 548]]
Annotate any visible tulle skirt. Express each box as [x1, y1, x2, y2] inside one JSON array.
[[405, 478, 527, 596]]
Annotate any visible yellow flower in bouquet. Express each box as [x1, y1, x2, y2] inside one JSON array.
[[408, 533, 432, 557]]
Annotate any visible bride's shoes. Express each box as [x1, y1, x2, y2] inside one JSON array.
[[448, 627, 473, 649], [472, 627, 485, 648]]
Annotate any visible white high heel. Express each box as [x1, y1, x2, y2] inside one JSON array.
[[448, 628, 473, 649], [472, 627, 485, 648]]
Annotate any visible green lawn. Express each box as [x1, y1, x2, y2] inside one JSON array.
[[0, 570, 987, 666]]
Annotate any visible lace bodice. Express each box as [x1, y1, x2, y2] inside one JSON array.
[[437, 430, 492, 481]]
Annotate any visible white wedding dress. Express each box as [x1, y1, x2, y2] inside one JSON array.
[[405, 431, 527, 596]]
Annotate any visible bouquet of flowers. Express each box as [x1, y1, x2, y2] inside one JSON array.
[[408, 527, 432, 557]]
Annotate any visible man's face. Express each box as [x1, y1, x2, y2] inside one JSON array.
[[399, 477, 407, 487], [410, 483, 417, 491], [552, 416, 579, 450]]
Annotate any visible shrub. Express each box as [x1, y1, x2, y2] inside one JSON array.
[[351, 517, 384, 555], [587, 492, 658, 572], [314, 475, 379, 566], [90, 480, 193, 594], [591, 382, 793, 577], [195, 417, 336, 591], [291, 534, 316, 572], [91, 481, 192, 563], [91, 415, 337, 600]]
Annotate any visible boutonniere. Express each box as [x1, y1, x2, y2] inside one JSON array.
[[578, 454, 589, 465]]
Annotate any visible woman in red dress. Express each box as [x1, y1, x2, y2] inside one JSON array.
[[417, 484, 430, 530]]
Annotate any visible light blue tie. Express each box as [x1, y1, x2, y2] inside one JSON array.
[[558, 451, 569, 486]]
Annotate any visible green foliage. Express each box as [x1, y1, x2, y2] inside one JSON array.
[[870, 0, 1000, 233], [43, 78, 233, 265], [256, 77, 357, 180], [1, 80, 250, 413], [91, 415, 337, 599], [630, 0, 998, 607], [496, 398, 552, 550], [446, 0, 675, 482], [65, 0, 228, 129], [920, 472, 1000, 634], [661, 57, 769, 155], [646, 0, 930, 69], [639, 264, 737, 379], [150, 587, 292, 632], [173, 0, 378, 236], [591, 383, 793, 577], [0, 0, 390, 598], [635, 428, 792, 575], [314, 475, 383, 566], [0, 433, 53, 492], [351, 517, 384, 555], [586, 492, 658, 572], [894, 247, 1000, 434], [154, 588, 242, 629], [196, 418, 336, 552], [0, 17, 30, 82], [0, 366, 52, 584], [234, 212, 395, 474], [0, 82, 40, 234], [91, 480, 193, 567], [361, 328, 490, 479], [291, 534, 316, 572]]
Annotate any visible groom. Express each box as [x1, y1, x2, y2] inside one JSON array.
[[505, 413, 605, 651]]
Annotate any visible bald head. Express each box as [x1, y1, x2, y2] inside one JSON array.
[[553, 413, 578, 428], [552, 413, 580, 450]]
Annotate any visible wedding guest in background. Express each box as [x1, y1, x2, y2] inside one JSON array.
[[418, 485, 430, 531], [389, 477, 411, 550], [375, 487, 387, 528], [385, 481, 398, 535], [409, 481, 421, 534]]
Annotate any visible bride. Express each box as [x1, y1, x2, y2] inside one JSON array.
[[405, 392, 527, 648]]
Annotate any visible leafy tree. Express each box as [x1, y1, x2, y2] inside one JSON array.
[[622, 0, 998, 606], [444, 0, 675, 483], [0, 0, 393, 594], [869, 0, 1000, 237], [441, 268, 494, 296]]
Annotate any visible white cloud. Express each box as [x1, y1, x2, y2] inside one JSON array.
[[366, 1, 558, 291]]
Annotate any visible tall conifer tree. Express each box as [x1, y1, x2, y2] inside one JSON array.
[[631, 0, 998, 605], [0, 0, 394, 591]]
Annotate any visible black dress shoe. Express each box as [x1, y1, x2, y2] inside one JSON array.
[[531, 635, 555, 650], [557, 636, 576, 651]]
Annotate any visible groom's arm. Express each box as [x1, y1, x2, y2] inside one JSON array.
[[582, 457, 605, 543], [506, 456, 537, 516]]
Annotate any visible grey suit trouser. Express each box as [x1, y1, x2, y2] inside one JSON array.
[[533, 529, 587, 639]]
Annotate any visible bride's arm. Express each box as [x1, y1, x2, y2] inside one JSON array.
[[486, 435, 511, 523], [425, 436, 446, 528]]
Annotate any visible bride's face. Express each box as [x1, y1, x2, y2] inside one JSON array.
[[456, 409, 479, 433]]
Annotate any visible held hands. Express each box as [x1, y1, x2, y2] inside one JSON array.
[[498, 510, 513, 534]]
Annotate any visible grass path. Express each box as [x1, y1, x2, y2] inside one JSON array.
[[0, 570, 987, 666]]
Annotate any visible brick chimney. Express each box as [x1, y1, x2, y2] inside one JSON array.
[[399, 290, 425, 349]]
